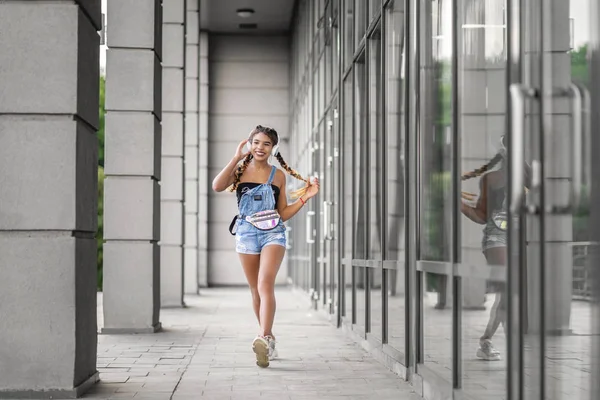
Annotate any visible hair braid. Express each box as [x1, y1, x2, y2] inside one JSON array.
[[275, 153, 310, 199], [461, 153, 503, 181], [228, 153, 253, 192]]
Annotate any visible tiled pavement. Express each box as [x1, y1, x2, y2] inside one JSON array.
[[78, 287, 421, 400]]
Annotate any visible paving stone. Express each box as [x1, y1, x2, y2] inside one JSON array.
[[79, 288, 419, 399]]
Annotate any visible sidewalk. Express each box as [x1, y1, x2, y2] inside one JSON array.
[[82, 287, 420, 400]]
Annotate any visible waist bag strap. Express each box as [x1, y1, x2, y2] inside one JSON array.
[[229, 215, 243, 236]]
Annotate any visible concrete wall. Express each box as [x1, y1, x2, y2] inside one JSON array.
[[208, 35, 290, 286]]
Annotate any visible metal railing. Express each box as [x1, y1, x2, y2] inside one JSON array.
[[571, 241, 596, 300]]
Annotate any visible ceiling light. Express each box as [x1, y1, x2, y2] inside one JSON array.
[[236, 8, 255, 18]]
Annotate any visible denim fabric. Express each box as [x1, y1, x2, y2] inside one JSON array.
[[235, 166, 286, 254], [482, 197, 507, 251]]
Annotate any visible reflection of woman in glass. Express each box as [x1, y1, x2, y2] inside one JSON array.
[[460, 137, 510, 361]]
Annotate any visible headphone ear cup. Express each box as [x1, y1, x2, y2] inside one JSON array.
[[272, 145, 279, 156], [246, 141, 252, 152]]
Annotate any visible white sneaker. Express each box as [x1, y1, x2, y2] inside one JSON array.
[[477, 339, 501, 361], [252, 336, 270, 368], [268, 336, 278, 360]]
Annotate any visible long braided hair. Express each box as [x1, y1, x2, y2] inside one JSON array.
[[461, 152, 503, 181], [460, 152, 504, 201], [228, 125, 311, 199]]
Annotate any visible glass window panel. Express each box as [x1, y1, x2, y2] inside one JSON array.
[[419, 0, 453, 382], [539, 2, 593, 399], [325, 2, 333, 104], [355, 0, 367, 48], [354, 54, 367, 329], [329, 106, 341, 315], [564, 5, 594, 397], [384, 0, 406, 354], [320, 54, 326, 115], [313, 65, 319, 127], [343, 74, 354, 320], [316, 124, 327, 307], [343, 0, 354, 69], [332, 0, 340, 92], [368, 28, 383, 340], [316, 0, 325, 56], [356, 267, 366, 330], [369, 0, 382, 22], [456, 1, 510, 398], [309, 0, 314, 55]]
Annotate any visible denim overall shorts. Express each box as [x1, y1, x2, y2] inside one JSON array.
[[235, 166, 286, 254]]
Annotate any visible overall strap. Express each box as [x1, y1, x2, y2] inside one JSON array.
[[267, 165, 277, 185]]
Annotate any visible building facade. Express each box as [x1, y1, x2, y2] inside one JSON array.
[[0, 0, 599, 399], [287, 0, 600, 399]]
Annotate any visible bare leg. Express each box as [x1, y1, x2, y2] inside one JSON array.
[[239, 253, 261, 329], [481, 246, 507, 342], [257, 245, 285, 338], [481, 292, 506, 341]]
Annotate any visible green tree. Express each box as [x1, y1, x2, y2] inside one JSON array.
[[571, 44, 589, 87]]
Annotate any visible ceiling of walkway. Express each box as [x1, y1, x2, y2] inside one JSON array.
[[199, 0, 296, 34]]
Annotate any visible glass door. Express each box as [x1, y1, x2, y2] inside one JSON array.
[[384, 0, 408, 358], [508, 0, 596, 399], [456, 1, 511, 398], [416, 0, 455, 386]]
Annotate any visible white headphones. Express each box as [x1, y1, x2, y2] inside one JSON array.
[[246, 129, 280, 156]]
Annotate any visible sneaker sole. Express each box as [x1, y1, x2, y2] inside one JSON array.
[[476, 349, 501, 361], [253, 339, 269, 368]]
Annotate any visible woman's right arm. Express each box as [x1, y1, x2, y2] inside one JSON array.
[[211, 139, 248, 192], [460, 175, 488, 224]]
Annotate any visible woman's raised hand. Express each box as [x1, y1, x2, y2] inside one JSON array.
[[305, 177, 320, 199], [235, 139, 249, 162]]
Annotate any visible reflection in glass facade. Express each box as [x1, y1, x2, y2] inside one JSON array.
[[288, 1, 599, 399]]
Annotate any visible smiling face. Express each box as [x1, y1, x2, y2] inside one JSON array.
[[249, 131, 277, 161]]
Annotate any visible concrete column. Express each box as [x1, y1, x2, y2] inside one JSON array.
[[184, 0, 200, 294], [161, 0, 186, 307], [0, 1, 100, 397], [198, 31, 210, 288], [103, 0, 163, 334]]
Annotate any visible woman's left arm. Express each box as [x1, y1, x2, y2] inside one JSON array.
[[277, 172, 320, 222]]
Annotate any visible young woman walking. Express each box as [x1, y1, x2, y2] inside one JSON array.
[[212, 125, 320, 368], [460, 136, 529, 361]]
